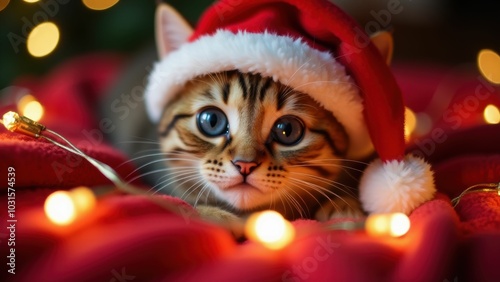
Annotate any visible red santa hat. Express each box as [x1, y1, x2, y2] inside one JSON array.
[[145, 0, 435, 215]]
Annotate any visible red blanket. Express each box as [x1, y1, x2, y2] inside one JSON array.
[[1, 55, 499, 282]]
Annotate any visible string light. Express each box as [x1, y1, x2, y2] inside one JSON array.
[[1, 111, 197, 225], [365, 213, 410, 237], [451, 182, 500, 207], [27, 22, 60, 57], [44, 187, 97, 225], [478, 49, 500, 85], [245, 210, 295, 250], [483, 104, 500, 124], [17, 94, 44, 122], [82, 0, 119, 11], [44, 191, 77, 225], [69, 186, 97, 213]]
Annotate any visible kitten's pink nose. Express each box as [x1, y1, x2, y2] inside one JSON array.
[[232, 161, 259, 176]]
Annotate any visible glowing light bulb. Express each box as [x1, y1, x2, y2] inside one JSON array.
[[69, 186, 96, 213], [23, 0, 39, 3], [17, 95, 44, 122], [27, 22, 60, 57], [245, 210, 295, 249], [483, 104, 500, 124], [2, 112, 18, 131], [478, 49, 500, 85], [44, 191, 77, 225], [0, 0, 10, 12], [404, 107, 417, 141], [44, 187, 96, 226], [82, 0, 119, 11], [365, 213, 410, 237]]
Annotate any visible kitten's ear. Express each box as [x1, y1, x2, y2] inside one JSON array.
[[370, 31, 394, 65], [155, 4, 193, 58]]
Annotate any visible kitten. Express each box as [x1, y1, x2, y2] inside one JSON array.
[[157, 70, 364, 220], [123, 3, 395, 224]]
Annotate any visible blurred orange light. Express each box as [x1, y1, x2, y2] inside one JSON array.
[[17, 95, 44, 122], [245, 210, 295, 249], [70, 186, 97, 213], [365, 213, 410, 237], [404, 107, 417, 141], [44, 191, 77, 225], [82, 0, 119, 11], [0, 0, 10, 12], [44, 187, 96, 226], [478, 49, 500, 85], [484, 104, 500, 124]]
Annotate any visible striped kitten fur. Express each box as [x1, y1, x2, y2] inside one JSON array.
[[157, 70, 364, 220]]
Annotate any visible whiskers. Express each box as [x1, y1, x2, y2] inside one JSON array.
[[115, 139, 213, 204], [274, 158, 366, 218]]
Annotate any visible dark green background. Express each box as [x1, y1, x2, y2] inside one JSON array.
[[1, 0, 499, 91]]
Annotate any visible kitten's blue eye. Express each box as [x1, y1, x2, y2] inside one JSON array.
[[272, 115, 304, 145], [197, 107, 228, 137]]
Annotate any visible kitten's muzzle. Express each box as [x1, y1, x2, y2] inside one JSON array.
[[232, 160, 260, 176]]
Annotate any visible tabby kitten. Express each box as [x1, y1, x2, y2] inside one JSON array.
[[157, 70, 363, 220]]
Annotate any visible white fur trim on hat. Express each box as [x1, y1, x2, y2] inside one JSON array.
[[145, 30, 373, 159], [359, 155, 436, 214]]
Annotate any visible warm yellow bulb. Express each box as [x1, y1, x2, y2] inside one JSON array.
[[2, 112, 18, 131], [404, 107, 417, 140], [44, 187, 96, 226], [483, 104, 500, 124], [69, 186, 96, 213], [27, 22, 60, 57], [17, 94, 35, 113], [21, 100, 44, 122], [82, 0, 119, 11], [245, 210, 295, 249], [23, 0, 39, 3], [44, 191, 77, 225], [365, 213, 410, 237], [478, 49, 500, 85]]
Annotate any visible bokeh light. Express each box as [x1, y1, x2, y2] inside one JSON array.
[[478, 49, 500, 85], [245, 210, 295, 250], [365, 213, 410, 237], [0, 0, 10, 12], [82, 0, 119, 11], [17, 95, 44, 121], [27, 22, 60, 57], [404, 107, 417, 141], [22, 101, 44, 121], [483, 104, 500, 124], [44, 191, 77, 225], [70, 186, 97, 213], [44, 187, 96, 226]]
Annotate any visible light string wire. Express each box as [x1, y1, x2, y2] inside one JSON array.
[[0, 111, 191, 216], [451, 182, 500, 207]]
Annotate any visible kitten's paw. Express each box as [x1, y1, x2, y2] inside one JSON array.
[[315, 197, 365, 221], [196, 205, 245, 239]]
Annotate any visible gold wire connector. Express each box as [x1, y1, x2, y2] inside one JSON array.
[[1, 111, 46, 138]]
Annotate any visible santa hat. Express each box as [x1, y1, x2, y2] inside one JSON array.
[[145, 0, 435, 214]]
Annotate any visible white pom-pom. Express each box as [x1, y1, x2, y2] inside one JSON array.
[[359, 155, 436, 214]]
